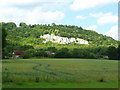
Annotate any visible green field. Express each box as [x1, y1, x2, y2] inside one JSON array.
[[2, 58, 118, 88]]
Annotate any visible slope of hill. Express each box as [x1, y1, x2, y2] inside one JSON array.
[[2, 22, 118, 46], [1, 22, 119, 59]]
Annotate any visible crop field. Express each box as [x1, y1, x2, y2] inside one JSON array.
[[2, 58, 118, 88]]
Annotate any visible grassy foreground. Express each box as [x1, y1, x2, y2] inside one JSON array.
[[2, 58, 118, 88]]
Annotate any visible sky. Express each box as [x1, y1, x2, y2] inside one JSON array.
[[0, 0, 119, 40]]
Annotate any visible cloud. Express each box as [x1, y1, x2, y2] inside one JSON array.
[[0, 0, 71, 10], [0, 7, 65, 25], [0, 0, 66, 25], [84, 25, 97, 31], [0, 0, 67, 6], [70, 0, 118, 11], [106, 25, 118, 40], [90, 12, 118, 25], [25, 8, 65, 24], [76, 16, 86, 20]]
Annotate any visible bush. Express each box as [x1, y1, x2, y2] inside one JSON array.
[[107, 46, 118, 60], [35, 50, 47, 57], [55, 48, 71, 58], [20, 49, 48, 58], [48, 54, 55, 58], [20, 52, 31, 59], [20, 49, 36, 59]]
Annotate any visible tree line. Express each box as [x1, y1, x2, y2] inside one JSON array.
[[1, 22, 119, 60]]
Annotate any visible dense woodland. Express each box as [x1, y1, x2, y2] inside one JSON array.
[[1, 22, 120, 60]]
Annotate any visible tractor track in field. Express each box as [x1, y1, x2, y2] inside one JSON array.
[[3, 60, 75, 77], [32, 63, 75, 78], [3, 60, 59, 77], [32, 64, 58, 77], [44, 64, 75, 76]]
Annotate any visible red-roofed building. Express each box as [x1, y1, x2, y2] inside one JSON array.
[[13, 50, 25, 58], [45, 51, 55, 55]]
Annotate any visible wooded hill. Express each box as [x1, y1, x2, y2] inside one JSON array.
[[1, 22, 119, 59]]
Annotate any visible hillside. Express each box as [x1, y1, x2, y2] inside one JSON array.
[[1, 22, 119, 59], [2, 22, 118, 46]]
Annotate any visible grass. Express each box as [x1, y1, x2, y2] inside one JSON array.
[[2, 58, 118, 88], [3, 81, 118, 88]]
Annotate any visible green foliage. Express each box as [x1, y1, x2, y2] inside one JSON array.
[[107, 46, 118, 60], [20, 49, 36, 58], [35, 50, 47, 57], [47, 47, 57, 52], [118, 44, 120, 60], [2, 26, 7, 58], [20, 49, 47, 59], [19, 22, 27, 27], [51, 22, 56, 26], [4, 22, 118, 46], [55, 48, 71, 58], [2, 27, 7, 48], [72, 48, 82, 58], [1, 22, 119, 59]]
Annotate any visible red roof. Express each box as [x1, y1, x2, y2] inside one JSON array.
[[13, 50, 25, 55], [45, 51, 55, 55]]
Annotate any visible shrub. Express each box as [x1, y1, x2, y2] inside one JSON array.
[[20, 49, 36, 59]]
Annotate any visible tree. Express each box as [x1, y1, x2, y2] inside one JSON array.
[[55, 48, 71, 58], [51, 23, 56, 26], [20, 49, 36, 58], [6, 22, 17, 29], [43, 30, 49, 34], [35, 50, 47, 57], [47, 47, 57, 52], [72, 48, 81, 58], [107, 46, 118, 60], [20, 45, 34, 50], [19, 22, 27, 27], [2, 27, 7, 47], [118, 44, 120, 60], [2, 27, 7, 58]]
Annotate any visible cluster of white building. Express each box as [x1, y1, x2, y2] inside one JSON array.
[[40, 34, 89, 44]]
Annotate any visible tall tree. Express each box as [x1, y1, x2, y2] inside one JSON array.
[[2, 27, 7, 58], [118, 43, 120, 60], [107, 46, 118, 60]]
